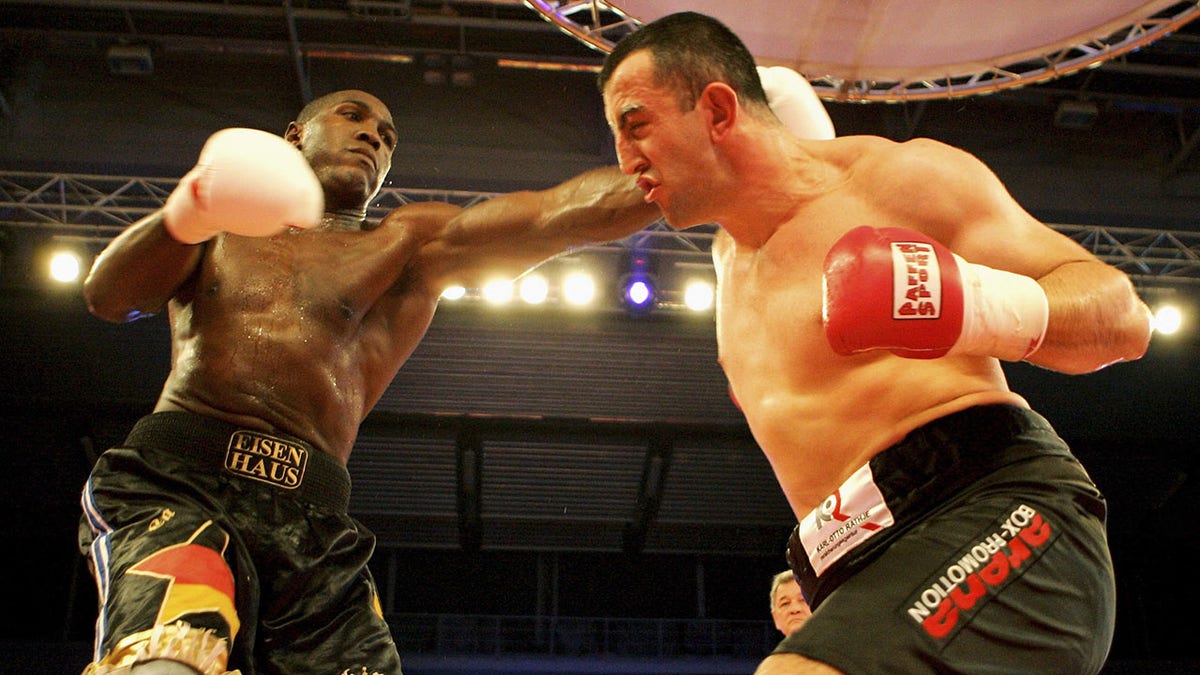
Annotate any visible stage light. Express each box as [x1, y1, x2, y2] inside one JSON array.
[[620, 275, 656, 312], [519, 274, 549, 305], [1054, 100, 1098, 130], [48, 250, 84, 283], [683, 280, 715, 312], [441, 285, 466, 301], [422, 53, 448, 85], [620, 254, 657, 313], [482, 279, 514, 305], [624, 277, 654, 308], [1152, 305, 1183, 335], [106, 43, 153, 75], [562, 272, 596, 306], [450, 54, 476, 88]]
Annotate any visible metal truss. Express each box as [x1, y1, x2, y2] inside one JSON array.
[[0, 170, 503, 239], [2, 170, 1198, 287], [525, 0, 1200, 103], [1055, 224, 1200, 287]]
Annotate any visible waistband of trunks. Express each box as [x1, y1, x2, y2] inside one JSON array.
[[787, 404, 1072, 606], [124, 411, 351, 511], [868, 403, 1069, 511]]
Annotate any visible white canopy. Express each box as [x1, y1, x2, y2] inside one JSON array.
[[526, 0, 1200, 99]]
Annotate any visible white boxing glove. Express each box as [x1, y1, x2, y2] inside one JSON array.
[[757, 66, 835, 141], [163, 128, 324, 244]]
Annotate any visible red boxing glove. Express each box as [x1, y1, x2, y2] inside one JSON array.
[[823, 226, 1048, 361]]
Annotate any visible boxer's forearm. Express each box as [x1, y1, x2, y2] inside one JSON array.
[[84, 212, 203, 323], [1026, 260, 1153, 374]]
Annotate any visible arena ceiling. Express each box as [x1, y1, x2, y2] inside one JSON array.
[[2, 1, 1199, 108]]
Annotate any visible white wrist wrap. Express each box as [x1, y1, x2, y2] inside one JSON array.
[[950, 255, 1049, 361]]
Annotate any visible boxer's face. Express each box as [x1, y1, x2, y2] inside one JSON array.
[[291, 91, 396, 209], [602, 50, 713, 230]]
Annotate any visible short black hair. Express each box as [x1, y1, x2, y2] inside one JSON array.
[[598, 11, 767, 112], [296, 91, 351, 125]]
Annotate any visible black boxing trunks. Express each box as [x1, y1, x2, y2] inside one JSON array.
[[774, 404, 1115, 675], [78, 411, 402, 675]]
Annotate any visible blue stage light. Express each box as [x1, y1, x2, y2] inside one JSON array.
[[625, 278, 653, 307], [619, 253, 657, 313]]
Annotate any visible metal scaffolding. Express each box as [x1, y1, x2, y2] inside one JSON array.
[[2, 169, 1198, 287]]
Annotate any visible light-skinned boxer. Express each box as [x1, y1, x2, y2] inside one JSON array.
[[599, 12, 1152, 675]]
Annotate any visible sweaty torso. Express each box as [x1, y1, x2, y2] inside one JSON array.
[[713, 138, 1026, 521], [156, 209, 444, 464]]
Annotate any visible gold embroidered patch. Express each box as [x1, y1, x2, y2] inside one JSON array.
[[223, 430, 308, 490]]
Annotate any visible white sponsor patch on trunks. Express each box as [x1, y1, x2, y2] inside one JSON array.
[[798, 462, 896, 576]]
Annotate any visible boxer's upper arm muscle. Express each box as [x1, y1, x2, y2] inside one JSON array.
[[872, 140, 1092, 278]]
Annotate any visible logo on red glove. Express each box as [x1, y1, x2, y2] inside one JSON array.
[[890, 241, 943, 319]]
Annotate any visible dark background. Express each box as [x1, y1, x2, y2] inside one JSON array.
[[1, 2, 1198, 673]]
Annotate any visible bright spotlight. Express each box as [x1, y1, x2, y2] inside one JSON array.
[[441, 285, 466, 301], [625, 278, 653, 307], [619, 253, 657, 313], [482, 279, 514, 305], [49, 250, 83, 283], [684, 280, 715, 311], [1152, 305, 1182, 335], [519, 275, 549, 305], [620, 272, 656, 313], [562, 272, 596, 306]]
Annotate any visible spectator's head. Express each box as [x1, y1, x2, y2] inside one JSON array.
[[770, 570, 812, 636]]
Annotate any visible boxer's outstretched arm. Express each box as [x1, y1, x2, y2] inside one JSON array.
[[408, 165, 661, 290]]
